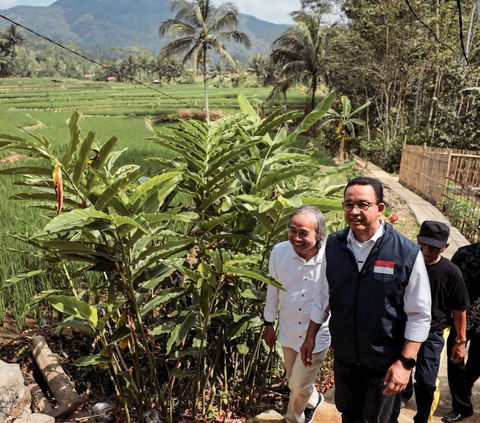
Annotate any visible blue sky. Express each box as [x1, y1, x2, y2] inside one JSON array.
[[0, 0, 302, 24]]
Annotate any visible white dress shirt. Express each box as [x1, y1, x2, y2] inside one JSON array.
[[264, 241, 330, 353], [310, 221, 431, 343]]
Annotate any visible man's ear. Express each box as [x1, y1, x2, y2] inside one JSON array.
[[377, 202, 386, 213]]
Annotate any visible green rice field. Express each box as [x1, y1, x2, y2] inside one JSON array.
[[0, 77, 315, 326]]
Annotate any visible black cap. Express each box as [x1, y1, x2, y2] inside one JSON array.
[[418, 221, 450, 249]]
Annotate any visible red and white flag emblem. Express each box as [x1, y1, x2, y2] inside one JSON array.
[[374, 260, 395, 275]]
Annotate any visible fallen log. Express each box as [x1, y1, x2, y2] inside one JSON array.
[[31, 335, 87, 419]]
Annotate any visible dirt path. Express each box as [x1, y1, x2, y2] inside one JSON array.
[[0, 151, 29, 165], [23, 121, 45, 131], [145, 118, 154, 132]]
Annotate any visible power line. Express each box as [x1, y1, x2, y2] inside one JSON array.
[[0, 13, 197, 108]]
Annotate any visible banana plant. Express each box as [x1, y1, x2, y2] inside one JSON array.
[[321, 95, 371, 162]]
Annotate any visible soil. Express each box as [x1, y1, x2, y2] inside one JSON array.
[[0, 151, 29, 165]]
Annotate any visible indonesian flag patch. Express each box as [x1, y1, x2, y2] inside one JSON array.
[[374, 260, 395, 275]]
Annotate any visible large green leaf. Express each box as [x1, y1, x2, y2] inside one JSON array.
[[0, 166, 51, 176], [57, 318, 95, 335], [132, 173, 182, 214], [254, 110, 303, 136], [200, 212, 236, 232], [46, 295, 98, 328], [238, 93, 259, 123], [289, 92, 336, 142], [62, 111, 81, 169], [206, 158, 258, 190], [200, 180, 239, 210], [95, 167, 141, 211], [3, 269, 49, 288], [300, 196, 343, 212], [167, 311, 199, 354], [73, 131, 96, 184], [251, 165, 313, 194], [86, 136, 119, 192], [224, 266, 284, 290], [114, 215, 151, 234], [35, 207, 112, 237], [153, 137, 205, 171], [140, 287, 187, 316], [131, 172, 182, 205], [75, 353, 110, 367]]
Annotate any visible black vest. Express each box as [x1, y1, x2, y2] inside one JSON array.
[[326, 222, 420, 369]]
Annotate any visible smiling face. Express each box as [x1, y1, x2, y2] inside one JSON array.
[[287, 211, 321, 261], [344, 184, 385, 242]]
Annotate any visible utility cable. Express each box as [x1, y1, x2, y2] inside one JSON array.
[[0, 13, 197, 108], [403, 0, 457, 56]]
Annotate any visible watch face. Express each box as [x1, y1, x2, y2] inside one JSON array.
[[405, 358, 416, 369], [400, 356, 416, 369]]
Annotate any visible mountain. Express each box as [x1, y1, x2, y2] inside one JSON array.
[[0, 0, 290, 60]]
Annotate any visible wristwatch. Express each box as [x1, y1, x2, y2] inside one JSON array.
[[455, 337, 467, 345], [398, 355, 416, 370]]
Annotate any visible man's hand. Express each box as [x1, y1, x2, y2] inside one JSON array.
[[383, 361, 411, 395], [300, 336, 315, 367], [264, 325, 276, 349], [450, 343, 466, 364]]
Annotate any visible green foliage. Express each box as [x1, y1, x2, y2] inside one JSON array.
[[270, 9, 330, 113], [0, 94, 348, 422]]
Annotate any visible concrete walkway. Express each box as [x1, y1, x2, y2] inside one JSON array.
[[313, 159, 480, 423]]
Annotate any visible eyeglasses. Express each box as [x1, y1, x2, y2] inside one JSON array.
[[341, 201, 378, 211]]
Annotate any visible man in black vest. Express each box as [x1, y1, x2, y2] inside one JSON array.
[[300, 177, 432, 423]]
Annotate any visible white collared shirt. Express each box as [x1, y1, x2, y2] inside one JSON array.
[[264, 241, 330, 353], [310, 221, 432, 343]]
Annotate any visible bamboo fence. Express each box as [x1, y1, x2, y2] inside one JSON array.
[[399, 143, 480, 242]]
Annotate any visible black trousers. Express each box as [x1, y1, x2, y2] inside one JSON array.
[[334, 357, 401, 423], [447, 326, 480, 415], [412, 330, 445, 423]]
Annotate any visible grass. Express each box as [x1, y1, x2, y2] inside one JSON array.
[[0, 77, 324, 327]]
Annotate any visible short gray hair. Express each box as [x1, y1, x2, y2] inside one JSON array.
[[288, 205, 326, 242]]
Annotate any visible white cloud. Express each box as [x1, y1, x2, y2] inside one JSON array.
[[0, 0, 300, 24], [0, 0, 55, 8], [234, 0, 300, 24]]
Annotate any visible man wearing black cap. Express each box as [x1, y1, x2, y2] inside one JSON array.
[[408, 220, 469, 423]]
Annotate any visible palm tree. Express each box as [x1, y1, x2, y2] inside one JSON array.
[[0, 24, 27, 76], [121, 55, 139, 82], [0, 50, 12, 78], [158, 0, 251, 119], [322, 95, 371, 162], [246, 53, 269, 85], [209, 61, 228, 87], [271, 9, 327, 114]]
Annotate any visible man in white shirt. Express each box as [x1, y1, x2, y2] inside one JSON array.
[[264, 205, 330, 423], [300, 177, 432, 423]]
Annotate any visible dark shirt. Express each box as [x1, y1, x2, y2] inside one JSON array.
[[451, 242, 480, 332], [427, 256, 469, 332]]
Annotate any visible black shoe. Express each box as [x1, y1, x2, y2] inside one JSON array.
[[442, 410, 474, 423], [304, 393, 324, 423]]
